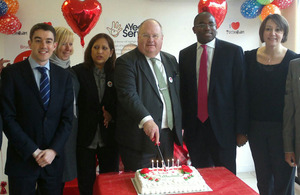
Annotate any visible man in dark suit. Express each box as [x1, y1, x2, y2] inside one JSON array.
[[115, 19, 182, 171], [0, 23, 73, 195], [179, 12, 248, 174]]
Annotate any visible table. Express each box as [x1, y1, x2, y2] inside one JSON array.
[[93, 167, 259, 195], [64, 178, 79, 195]]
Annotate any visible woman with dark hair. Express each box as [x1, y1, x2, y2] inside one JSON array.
[[73, 33, 119, 195], [245, 14, 298, 195]]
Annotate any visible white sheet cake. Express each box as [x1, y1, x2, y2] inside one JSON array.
[[132, 165, 212, 194]]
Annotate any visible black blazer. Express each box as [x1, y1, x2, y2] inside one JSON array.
[[73, 63, 117, 148], [179, 39, 249, 148], [1, 59, 73, 177], [115, 48, 182, 153]]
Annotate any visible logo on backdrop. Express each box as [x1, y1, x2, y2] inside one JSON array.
[[107, 21, 123, 37], [231, 22, 240, 30], [226, 21, 244, 35], [12, 31, 27, 36], [106, 21, 139, 38], [13, 50, 31, 63]]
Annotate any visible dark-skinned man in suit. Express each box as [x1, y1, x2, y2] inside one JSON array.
[[179, 12, 249, 174]]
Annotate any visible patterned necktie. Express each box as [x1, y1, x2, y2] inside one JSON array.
[[36, 66, 50, 110], [150, 58, 174, 130], [197, 45, 208, 122]]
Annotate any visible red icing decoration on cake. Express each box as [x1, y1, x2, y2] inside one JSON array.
[[140, 168, 151, 174], [182, 165, 193, 173]]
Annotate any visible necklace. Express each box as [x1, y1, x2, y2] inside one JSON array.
[[265, 53, 274, 64]]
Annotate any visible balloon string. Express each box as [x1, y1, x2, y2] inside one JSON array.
[[80, 37, 85, 47]]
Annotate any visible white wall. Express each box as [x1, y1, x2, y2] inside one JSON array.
[[1, 0, 280, 177], [0, 0, 261, 63], [281, 0, 299, 53]]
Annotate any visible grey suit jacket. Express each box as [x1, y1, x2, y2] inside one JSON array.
[[115, 48, 182, 153], [283, 58, 300, 163]]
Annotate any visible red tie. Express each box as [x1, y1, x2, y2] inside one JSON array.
[[197, 45, 208, 122]]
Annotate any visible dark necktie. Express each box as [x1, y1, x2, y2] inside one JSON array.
[[36, 66, 50, 110], [150, 58, 174, 130], [197, 45, 208, 122]]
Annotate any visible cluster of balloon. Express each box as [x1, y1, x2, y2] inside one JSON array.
[[61, 0, 102, 47], [0, 0, 22, 34], [198, 0, 228, 29], [240, 0, 293, 20]]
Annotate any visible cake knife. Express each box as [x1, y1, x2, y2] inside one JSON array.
[[152, 135, 166, 168], [156, 142, 166, 168]]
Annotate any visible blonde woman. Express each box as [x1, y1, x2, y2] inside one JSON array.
[[50, 27, 79, 193]]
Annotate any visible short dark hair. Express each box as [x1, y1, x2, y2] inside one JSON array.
[[29, 23, 56, 41], [259, 14, 289, 43], [84, 33, 116, 73], [194, 12, 216, 26]]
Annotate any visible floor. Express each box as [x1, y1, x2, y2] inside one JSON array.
[[237, 171, 259, 193], [237, 171, 300, 195]]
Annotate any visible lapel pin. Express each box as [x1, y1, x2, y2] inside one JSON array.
[[107, 81, 113, 87], [169, 77, 173, 83]]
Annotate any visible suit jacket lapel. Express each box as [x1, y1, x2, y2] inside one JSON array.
[[20, 59, 44, 108], [209, 38, 220, 97], [49, 63, 59, 111], [161, 52, 177, 89], [161, 52, 179, 104], [84, 67, 101, 106], [189, 44, 198, 100], [161, 53, 172, 78], [136, 49, 161, 98]]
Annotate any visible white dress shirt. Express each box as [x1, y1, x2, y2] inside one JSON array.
[[139, 53, 169, 129]]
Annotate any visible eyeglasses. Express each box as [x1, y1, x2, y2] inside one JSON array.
[[141, 34, 160, 40], [194, 23, 216, 29]]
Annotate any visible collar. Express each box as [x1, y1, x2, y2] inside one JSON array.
[[145, 53, 162, 62], [93, 66, 105, 75], [197, 38, 216, 50], [29, 56, 50, 70]]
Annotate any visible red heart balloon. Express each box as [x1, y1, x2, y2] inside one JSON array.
[[62, 0, 102, 47], [198, 0, 227, 29]]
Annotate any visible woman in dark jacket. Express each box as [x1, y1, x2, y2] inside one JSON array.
[[73, 33, 119, 195]]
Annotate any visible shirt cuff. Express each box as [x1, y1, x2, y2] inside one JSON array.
[[138, 116, 153, 129], [32, 148, 41, 158]]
